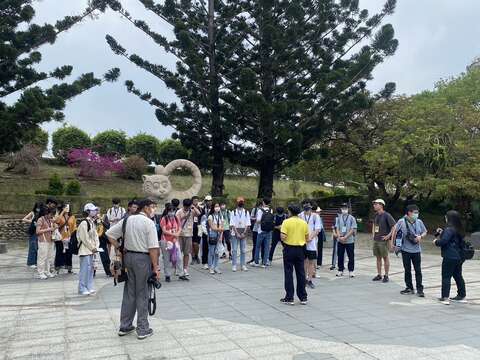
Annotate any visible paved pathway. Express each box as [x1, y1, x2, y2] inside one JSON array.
[[1, 242, 479, 360]]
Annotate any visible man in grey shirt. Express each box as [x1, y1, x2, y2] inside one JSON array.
[[391, 204, 427, 297], [106, 199, 160, 340]]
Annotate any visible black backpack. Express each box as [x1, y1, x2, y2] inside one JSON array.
[[457, 235, 475, 261], [70, 220, 91, 255], [260, 208, 274, 232]]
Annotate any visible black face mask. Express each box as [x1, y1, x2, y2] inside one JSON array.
[[238, 202, 244, 208], [303, 205, 312, 211]]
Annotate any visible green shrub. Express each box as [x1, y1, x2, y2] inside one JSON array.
[[48, 173, 64, 195], [29, 128, 49, 152], [120, 155, 148, 180], [126, 133, 160, 164], [92, 130, 127, 156], [157, 139, 189, 164], [52, 126, 91, 162], [311, 188, 333, 198], [65, 180, 81, 195], [333, 187, 347, 196]]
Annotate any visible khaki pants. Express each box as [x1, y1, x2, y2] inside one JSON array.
[[37, 241, 54, 275]]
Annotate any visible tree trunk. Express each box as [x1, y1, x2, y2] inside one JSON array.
[[257, 160, 275, 199], [207, 0, 224, 197]]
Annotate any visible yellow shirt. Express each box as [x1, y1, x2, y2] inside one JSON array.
[[281, 217, 309, 246]]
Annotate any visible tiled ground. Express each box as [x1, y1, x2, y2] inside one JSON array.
[[1, 237, 479, 360]]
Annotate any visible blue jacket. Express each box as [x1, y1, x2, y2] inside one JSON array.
[[435, 227, 462, 260]]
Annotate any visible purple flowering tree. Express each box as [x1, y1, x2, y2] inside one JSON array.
[[68, 148, 124, 178]]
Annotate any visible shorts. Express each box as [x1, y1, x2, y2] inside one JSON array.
[[179, 236, 193, 255], [373, 241, 389, 258], [305, 250, 317, 260]]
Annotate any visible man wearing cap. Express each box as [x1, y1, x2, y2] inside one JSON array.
[[335, 204, 357, 278], [372, 199, 396, 283], [230, 197, 250, 272], [106, 199, 160, 340], [200, 195, 213, 269], [280, 204, 309, 305], [77, 203, 100, 295]]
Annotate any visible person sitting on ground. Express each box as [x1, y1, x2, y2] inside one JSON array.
[[391, 204, 426, 297], [280, 204, 309, 305]]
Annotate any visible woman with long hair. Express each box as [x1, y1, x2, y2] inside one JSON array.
[[208, 202, 224, 274], [433, 210, 467, 305], [22, 202, 45, 269]]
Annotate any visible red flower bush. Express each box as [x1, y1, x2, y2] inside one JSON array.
[[68, 148, 124, 178]]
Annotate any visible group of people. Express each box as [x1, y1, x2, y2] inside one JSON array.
[[22, 194, 469, 339]]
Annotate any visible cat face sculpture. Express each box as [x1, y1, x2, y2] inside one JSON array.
[[142, 159, 202, 203]]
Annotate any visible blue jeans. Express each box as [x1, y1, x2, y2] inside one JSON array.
[[231, 235, 246, 267], [27, 234, 38, 266], [255, 231, 272, 265], [208, 243, 219, 270], [78, 255, 95, 293]]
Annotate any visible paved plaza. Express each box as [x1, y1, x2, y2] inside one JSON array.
[[1, 240, 479, 360]]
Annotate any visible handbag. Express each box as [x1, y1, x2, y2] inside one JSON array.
[[404, 219, 417, 245], [215, 242, 225, 256]]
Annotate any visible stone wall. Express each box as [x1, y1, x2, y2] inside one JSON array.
[[0, 215, 29, 244]]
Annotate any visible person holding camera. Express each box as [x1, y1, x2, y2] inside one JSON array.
[[433, 210, 467, 305], [391, 205, 427, 297], [106, 199, 160, 340]]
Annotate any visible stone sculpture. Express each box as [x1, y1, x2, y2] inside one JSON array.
[[142, 159, 202, 207]]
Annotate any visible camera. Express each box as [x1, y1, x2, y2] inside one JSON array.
[[434, 228, 443, 238], [147, 273, 162, 289]]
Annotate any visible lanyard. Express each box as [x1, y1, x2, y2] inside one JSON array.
[[213, 214, 221, 227]]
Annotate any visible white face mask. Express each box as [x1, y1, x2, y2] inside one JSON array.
[[341, 209, 348, 215]]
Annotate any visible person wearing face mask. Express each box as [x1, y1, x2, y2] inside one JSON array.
[[77, 203, 100, 295], [201, 195, 213, 269], [220, 201, 232, 260], [299, 201, 322, 289], [35, 207, 57, 279], [107, 198, 161, 340], [391, 204, 427, 297], [23, 202, 45, 269], [230, 197, 250, 272], [208, 203, 224, 274], [335, 204, 357, 278], [160, 203, 189, 282]]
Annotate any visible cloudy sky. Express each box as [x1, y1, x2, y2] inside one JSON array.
[[13, 0, 480, 140]]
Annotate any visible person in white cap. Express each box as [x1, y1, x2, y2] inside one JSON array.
[[77, 203, 100, 295], [372, 199, 395, 283]]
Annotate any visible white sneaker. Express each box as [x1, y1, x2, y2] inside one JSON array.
[[261, 264, 266, 268], [232, 266, 237, 272], [209, 269, 215, 274], [336, 271, 344, 277], [203, 264, 209, 270], [89, 290, 97, 295], [314, 273, 321, 278], [241, 266, 248, 272], [38, 273, 48, 280], [46, 272, 56, 278], [349, 271, 355, 278], [29, 265, 37, 269], [80, 291, 90, 296], [252, 263, 259, 267], [184, 269, 189, 276]]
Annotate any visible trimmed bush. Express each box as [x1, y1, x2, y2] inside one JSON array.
[[52, 126, 91, 162], [48, 173, 64, 195], [92, 130, 127, 156], [120, 155, 148, 180], [126, 133, 160, 164], [65, 180, 81, 195], [29, 128, 49, 153]]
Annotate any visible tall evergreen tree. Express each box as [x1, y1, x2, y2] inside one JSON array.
[[106, 0, 242, 196], [0, 0, 119, 154], [223, 0, 398, 197]]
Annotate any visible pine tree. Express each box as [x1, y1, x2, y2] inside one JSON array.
[[106, 0, 242, 196], [223, 0, 399, 198], [0, 0, 120, 154]]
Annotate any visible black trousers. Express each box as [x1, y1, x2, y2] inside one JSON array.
[[337, 242, 355, 272], [269, 230, 281, 261], [441, 258, 466, 298], [201, 233, 209, 264], [99, 235, 112, 276], [54, 241, 72, 269], [317, 229, 325, 266], [401, 251, 422, 291], [223, 230, 231, 253], [283, 245, 307, 301]]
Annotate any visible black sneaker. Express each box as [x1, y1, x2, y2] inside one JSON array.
[[307, 280, 315, 289], [372, 275, 382, 281], [137, 328, 154, 340], [300, 299, 308, 305], [450, 296, 467, 303], [165, 276, 171, 283], [118, 326, 136, 336], [247, 259, 254, 264], [400, 288, 414, 295], [280, 298, 294, 305], [329, 266, 335, 271], [417, 290, 425, 297], [438, 297, 450, 305], [382, 275, 389, 283], [179, 275, 189, 281]]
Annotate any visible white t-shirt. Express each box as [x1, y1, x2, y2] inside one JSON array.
[[107, 206, 126, 225], [299, 212, 322, 251], [230, 208, 250, 229]]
